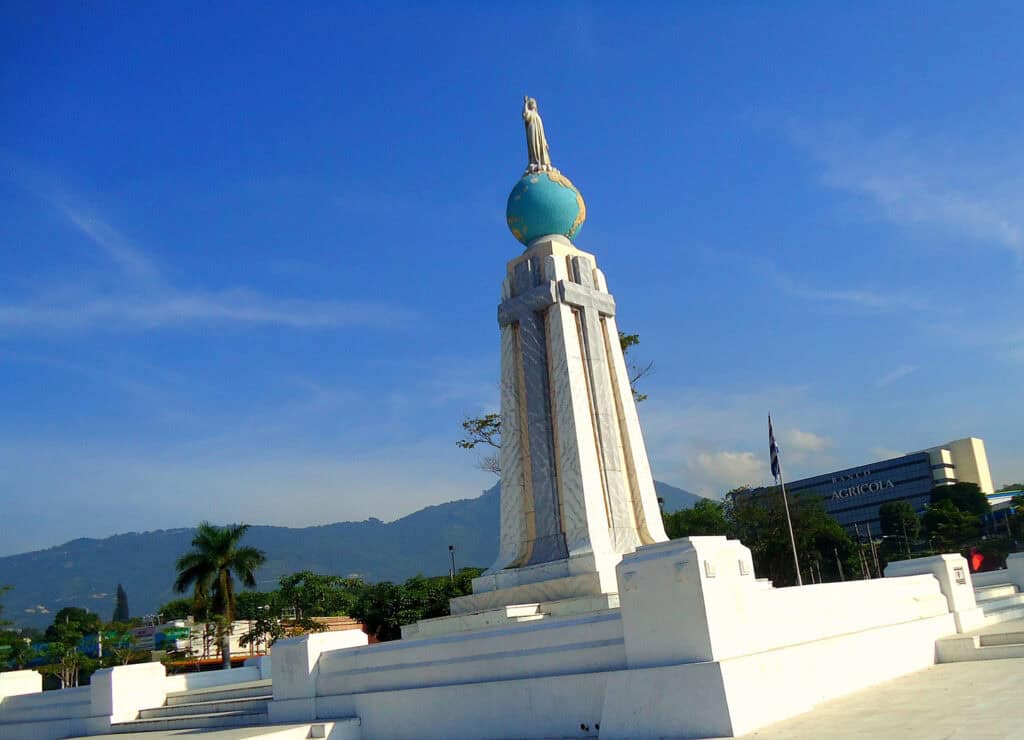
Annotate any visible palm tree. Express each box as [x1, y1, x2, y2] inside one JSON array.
[[174, 522, 266, 669]]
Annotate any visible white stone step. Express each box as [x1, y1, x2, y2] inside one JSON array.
[[165, 678, 272, 706], [979, 630, 1024, 647], [108, 708, 270, 734], [979, 594, 1024, 626], [66, 718, 362, 740], [974, 583, 1019, 602], [139, 695, 270, 719], [0, 698, 91, 722], [936, 634, 1024, 663]]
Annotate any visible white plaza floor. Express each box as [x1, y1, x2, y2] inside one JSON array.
[[726, 655, 1024, 740]]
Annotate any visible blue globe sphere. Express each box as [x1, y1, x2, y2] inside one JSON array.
[[506, 170, 587, 246]]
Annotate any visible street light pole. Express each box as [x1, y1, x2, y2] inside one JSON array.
[[448, 545, 456, 583]]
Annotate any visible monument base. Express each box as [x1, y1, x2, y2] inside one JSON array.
[[402, 593, 619, 639], [284, 537, 963, 738]]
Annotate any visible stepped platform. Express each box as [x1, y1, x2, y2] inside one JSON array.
[[104, 678, 273, 735]]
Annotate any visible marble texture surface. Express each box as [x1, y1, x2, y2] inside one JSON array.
[[486, 237, 667, 596]]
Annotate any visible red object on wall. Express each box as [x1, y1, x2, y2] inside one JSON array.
[[969, 547, 984, 572]]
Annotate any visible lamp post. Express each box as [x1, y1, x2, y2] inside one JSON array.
[[448, 545, 457, 583]]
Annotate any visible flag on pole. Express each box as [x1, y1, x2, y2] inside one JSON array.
[[769, 415, 781, 482]]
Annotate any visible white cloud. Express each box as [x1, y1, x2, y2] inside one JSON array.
[[0, 199, 418, 334], [786, 122, 1024, 259], [786, 428, 831, 452], [688, 450, 764, 494], [875, 364, 916, 388]]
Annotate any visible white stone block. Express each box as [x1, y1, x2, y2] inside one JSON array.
[[271, 630, 369, 703], [1007, 552, 1024, 590], [89, 662, 166, 723], [885, 553, 981, 631], [0, 670, 41, 703], [244, 655, 273, 679]]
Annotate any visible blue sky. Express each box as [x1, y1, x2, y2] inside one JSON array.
[[2, 3, 1022, 555]]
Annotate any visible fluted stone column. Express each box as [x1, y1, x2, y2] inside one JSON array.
[[454, 236, 667, 613]]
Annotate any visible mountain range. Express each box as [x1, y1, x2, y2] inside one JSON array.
[[0, 481, 700, 630]]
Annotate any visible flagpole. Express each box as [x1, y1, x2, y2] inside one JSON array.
[[770, 414, 803, 587], [776, 457, 803, 587]]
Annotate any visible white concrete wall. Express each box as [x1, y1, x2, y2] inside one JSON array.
[[0, 670, 42, 702], [318, 671, 608, 740], [164, 664, 262, 694], [1007, 552, 1024, 590], [90, 662, 167, 724], [617, 537, 951, 667], [269, 629, 369, 723], [885, 553, 984, 632], [971, 568, 1012, 587]]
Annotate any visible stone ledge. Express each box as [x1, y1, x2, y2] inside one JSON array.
[[452, 571, 607, 615], [404, 593, 620, 639]]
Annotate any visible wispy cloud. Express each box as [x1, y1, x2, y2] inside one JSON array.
[[786, 122, 1024, 259], [0, 195, 418, 334], [787, 428, 831, 452], [768, 264, 933, 312], [698, 245, 934, 313], [875, 364, 916, 388]]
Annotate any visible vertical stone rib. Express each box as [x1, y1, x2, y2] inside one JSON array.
[[602, 315, 646, 544], [490, 322, 529, 573]]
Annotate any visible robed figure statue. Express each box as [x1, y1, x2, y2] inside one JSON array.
[[523, 96, 552, 172]]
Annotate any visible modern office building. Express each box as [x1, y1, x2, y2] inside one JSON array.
[[747, 437, 995, 536]]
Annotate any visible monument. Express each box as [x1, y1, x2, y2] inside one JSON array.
[[1, 97, 1002, 740], [447, 96, 668, 619]]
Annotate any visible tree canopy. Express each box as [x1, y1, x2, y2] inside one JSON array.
[[663, 499, 729, 538], [923, 500, 981, 552], [930, 482, 990, 517]]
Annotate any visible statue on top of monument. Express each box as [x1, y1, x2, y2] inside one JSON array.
[[522, 96, 552, 173]]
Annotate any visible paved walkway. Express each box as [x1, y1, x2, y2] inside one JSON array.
[[731, 658, 1024, 739]]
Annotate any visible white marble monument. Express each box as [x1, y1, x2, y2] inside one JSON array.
[[0, 97, 993, 740]]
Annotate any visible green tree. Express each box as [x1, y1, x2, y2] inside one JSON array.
[[457, 332, 651, 474], [174, 522, 267, 669], [111, 584, 130, 623], [930, 482, 990, 517], [346, 568, 483, 642], [44, 607, 100, 642], [0, 631, 35, 671], [158, 597, 204, 622], [995, 482, 1024, 493], [877, 501, 920, 558], [663, 499, 729, 539], [923, 500, 981, 552], [40, 608, 101, 687], [100, 622, 146, 667], [724, 487, 858, 586]]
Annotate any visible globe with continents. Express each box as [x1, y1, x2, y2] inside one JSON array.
[[506, 169, 587, 246]]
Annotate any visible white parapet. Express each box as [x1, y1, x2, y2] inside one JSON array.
[[269, 629, 369, 724], [884, 553, 985, 632], [89, 662, 167, 724], [1007, 552, 1024, 590], [599, 536, 956, 738], [0, 669, 42, 703]]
